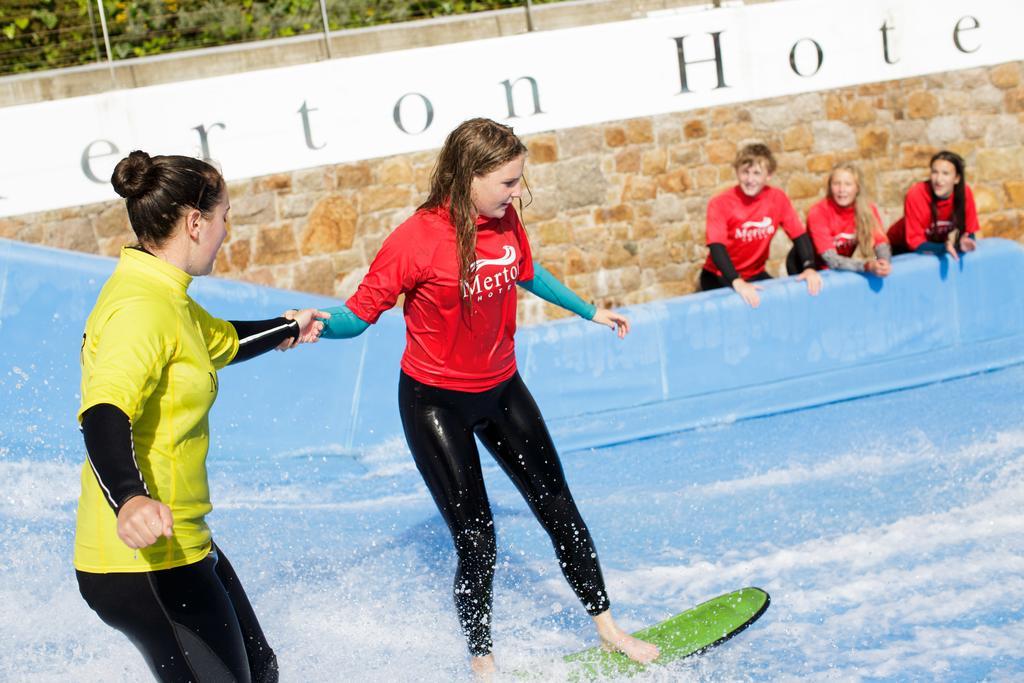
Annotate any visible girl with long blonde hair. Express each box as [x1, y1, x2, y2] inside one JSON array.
[[787, 162, 892, 276]]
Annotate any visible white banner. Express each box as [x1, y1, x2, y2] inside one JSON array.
[[1, 0, 1021, 218]]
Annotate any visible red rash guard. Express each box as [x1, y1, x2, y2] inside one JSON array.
[[807, 197, 888, 260], [703, 186, 806, 279], [346, 206, 534, 393], [887, 181, 979, 251]]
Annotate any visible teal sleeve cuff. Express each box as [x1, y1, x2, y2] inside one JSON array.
[[318, 304, 371, 339], [518, 261, 597, 320]]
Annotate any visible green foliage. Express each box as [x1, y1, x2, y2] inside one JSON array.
[[0, 0, 559, 75], [1, 1, 102, 74]]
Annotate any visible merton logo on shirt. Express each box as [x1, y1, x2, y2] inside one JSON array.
[[926, 219, 955, 241], [735, 217, 776, 242], [462, 245, 520, 301], [833, 231, 858, 253]]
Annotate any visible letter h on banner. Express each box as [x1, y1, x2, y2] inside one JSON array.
[[673, 32, 729, 93]]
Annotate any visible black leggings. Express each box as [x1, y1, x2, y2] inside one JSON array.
[[398, 371, 609, 657], [77, 544, 278, 682]]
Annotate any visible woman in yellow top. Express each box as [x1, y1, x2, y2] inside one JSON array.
[[75, 151, 324, 682]]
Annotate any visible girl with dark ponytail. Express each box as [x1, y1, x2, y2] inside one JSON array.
[[76, 151, 327, 682], [314, 118, 658, 676], [887, 150, 981, 258]]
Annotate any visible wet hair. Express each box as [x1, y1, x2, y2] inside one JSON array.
[[111, 151, 225, 248], [734, 143, 777, 174], [928, 150, 967, 250], [826, 162, 881, 260], [419, 118, 528, 312]]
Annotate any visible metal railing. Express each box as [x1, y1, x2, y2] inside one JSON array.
[[0, 0, 561, 77]]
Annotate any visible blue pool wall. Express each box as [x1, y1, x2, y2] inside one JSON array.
[[2, 237, 1022, 460]]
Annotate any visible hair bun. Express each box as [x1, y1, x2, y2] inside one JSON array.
[[111, 150, 154, 199]]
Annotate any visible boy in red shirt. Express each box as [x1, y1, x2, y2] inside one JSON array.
[[700, 143, 822, 308]]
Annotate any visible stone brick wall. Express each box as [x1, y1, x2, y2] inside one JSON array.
[[4, 61, 1022, 323]]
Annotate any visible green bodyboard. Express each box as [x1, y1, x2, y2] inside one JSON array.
[[563, 587, 770, 679]]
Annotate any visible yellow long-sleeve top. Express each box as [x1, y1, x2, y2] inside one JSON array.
[[74, 247, 239, 573]]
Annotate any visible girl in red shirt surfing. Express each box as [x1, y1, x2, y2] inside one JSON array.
[[317, 118, 658, 677], [888, 150, 980, 258], [787, 162, 892, 276]]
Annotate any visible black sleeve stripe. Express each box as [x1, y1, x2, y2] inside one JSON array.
[[85, 454, 118, 509], [86, 442, 149, 510], [237, 320, 298, 346], [128, 418, 148, 495], [81, 403, 149, 512], [229, 318, 301, 364]]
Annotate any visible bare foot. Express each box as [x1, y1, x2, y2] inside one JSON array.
[[593, 610, 660, 665], [470, 654, 496, 680]]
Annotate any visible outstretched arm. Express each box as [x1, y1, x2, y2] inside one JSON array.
[[317, 304, 371, 339], [591, 308, 630, 339], [518, 261, 597, 320], [519, 261, 629, 338], [231, 318, 298, 361], [230, 308, 328, 360]]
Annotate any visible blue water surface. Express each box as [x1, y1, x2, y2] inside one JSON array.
[[4, 362, 1022, 682], [1, 238, 1022, 681]]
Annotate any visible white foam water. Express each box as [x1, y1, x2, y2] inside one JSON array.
[[4, 367, 1024, 681]]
